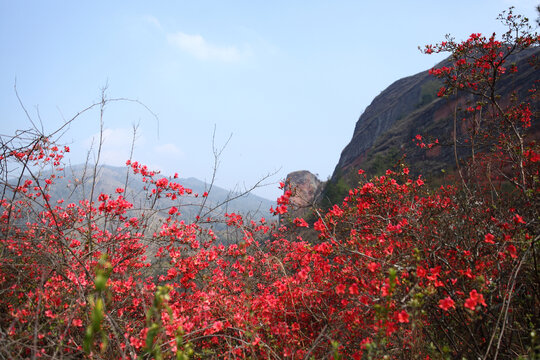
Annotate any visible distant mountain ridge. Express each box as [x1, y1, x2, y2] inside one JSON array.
[[45, 164, 275, 222]]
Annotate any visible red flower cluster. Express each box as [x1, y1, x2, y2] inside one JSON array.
[[0, 7, 537, 360]]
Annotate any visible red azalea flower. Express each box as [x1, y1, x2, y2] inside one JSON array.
[[397, 310, 409, 323], [465, 289, 487, 310], [438, 297, 455, 311], [336, 284, 346, 295], [484, 233, 495, 244]]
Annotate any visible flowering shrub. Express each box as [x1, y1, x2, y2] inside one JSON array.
[[0, 7, 538, 360], [421, 8, 539, 201]]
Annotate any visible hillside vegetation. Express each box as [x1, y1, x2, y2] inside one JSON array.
[[0, 8, 538, 359]]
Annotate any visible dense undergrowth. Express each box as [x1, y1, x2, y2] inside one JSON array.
[[0, 7, 539, 360]]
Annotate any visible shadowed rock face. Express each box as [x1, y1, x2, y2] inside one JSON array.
[[336, 70, 434, 171], [332, 48, 540, 181], [285, 170, 322, 217], [284, 49, 539, 209]]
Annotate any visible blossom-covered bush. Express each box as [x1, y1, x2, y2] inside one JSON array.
[[0, 7, 538, 360]]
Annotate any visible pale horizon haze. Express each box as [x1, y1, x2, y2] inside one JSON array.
[[1, 1, 538, 200]]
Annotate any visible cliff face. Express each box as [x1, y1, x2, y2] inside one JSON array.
[[332, 48, 540, 183], [335, 70, 436, 171], [286, 48, 539, 208]]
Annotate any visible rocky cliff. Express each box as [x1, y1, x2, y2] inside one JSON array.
[[285, 48, 539, 208], [328, 47, 539, 194]]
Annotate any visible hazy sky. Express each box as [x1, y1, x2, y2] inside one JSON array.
[[1, 1, 538, 200]]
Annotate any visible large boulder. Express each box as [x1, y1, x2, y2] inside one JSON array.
[[285, 170, 322, 218]]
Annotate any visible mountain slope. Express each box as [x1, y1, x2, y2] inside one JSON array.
[[322, 47, 540, 204], [44, 164, 274, 222]]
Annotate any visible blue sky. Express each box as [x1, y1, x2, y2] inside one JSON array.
[[1, 1, 538, 200]]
